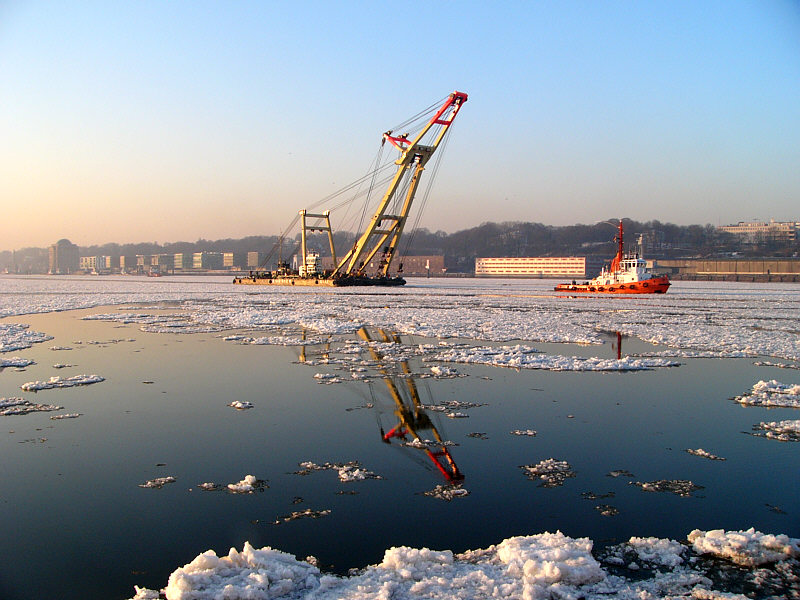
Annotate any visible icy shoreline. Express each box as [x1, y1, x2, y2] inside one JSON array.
[[130, 528, 799, 600]]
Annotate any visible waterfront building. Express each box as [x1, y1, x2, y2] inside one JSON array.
[[475, 256, 605, 279], [718, 220, 798, 243], [48, 239, 79, 274], [247, 252, 265, 269], [120, 255, 137, 273], [192, 252, 224, 270], [173, 253, 192, 270]]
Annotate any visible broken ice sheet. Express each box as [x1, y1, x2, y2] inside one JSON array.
[[0, 397, 63, 416], [607, 469, 636, 478], [422, 484, 469, 501], [630, 479, 704, 497], [139, 476, 176, 489], [685, 448, 726, 460], [295, 461, 383, 482], [0, 324, 53, 353], [272, 508, 331, 524], [432, 344, 679, 372], [594, 504, 619, 517], [749, 420, 800, 442], [228, 400, 254, 410], [510, 429, 537, 436], [20, 374, 104, 391], [688, 527, 800, 566], [733, 379, 800, 408], [50, 413, 82, 420], [227, 475, 267, 493], [520, 458, 576, 487], [0, 357, 35, 368]]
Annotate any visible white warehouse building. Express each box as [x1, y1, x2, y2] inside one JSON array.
[[475, 256, 604, 279]]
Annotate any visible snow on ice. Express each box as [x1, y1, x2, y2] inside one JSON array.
[[0, 397, 62, 416], [685, 448, 726, 461], [734, 379, 800, 408], [0, 356, 35, 368], [432, 344, 680, 371], [20, 374, 104, 391], [750, 419, 800, 442], [688, 528, 799, 566], [0, 323, 53, 353], [139, 476, 176, 489], [520, 458, 576, 487], [130, 528, 799, 600], [296, 460, 383, 482]]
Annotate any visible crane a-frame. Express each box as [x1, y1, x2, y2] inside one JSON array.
[[234, 91, 467, 287]]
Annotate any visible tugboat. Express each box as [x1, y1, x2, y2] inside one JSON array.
[[554, 221, 670, 294]]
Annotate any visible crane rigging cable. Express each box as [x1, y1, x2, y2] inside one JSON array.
[[242, 91, 467, 285]]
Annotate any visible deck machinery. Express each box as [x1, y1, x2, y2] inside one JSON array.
[[234, 91, 467, 287]]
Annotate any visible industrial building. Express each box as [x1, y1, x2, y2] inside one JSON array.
[[475, 256, 605, 279]]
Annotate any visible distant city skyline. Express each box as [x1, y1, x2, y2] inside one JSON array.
[[2, 1, 799, 251]]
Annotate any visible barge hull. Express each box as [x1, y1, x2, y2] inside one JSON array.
[[233, 276, 406, 287]]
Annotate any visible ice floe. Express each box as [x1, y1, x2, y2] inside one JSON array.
[[0, 397, 63, 416], [749, 419, 800, 442], [272, 508, 331, 524], [630, 479, 704, 497], [227, 474, 265, 493], [433, 344, 680, 371], [422, 483, 469, 501], [688, 527, 799, 566], [139, 476, 176, 489], [228, 400, 254, 410], [295, 460, 383, 482], [20, 374, 105, 391], [510, 429, 537, 436], [131, 527, 800, 600], [686, 448, 726, 461], [733, 379, 800, 408], [520, 458, 576, 487], [0, 323, 53, 353], [0, 357, 35, 368], [50, 413, 82, 420]]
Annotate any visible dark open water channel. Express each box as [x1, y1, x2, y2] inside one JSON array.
[[0, 306, 797, 599]]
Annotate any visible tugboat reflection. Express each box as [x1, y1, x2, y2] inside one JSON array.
[[357, 328, 464, 483]]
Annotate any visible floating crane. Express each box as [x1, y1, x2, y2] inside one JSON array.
[[234, 91, 467, 287]]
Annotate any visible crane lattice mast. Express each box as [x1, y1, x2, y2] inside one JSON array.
[[332, 91, 468, 278]]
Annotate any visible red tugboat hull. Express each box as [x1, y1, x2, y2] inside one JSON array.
[[554, 274, 670, 294]]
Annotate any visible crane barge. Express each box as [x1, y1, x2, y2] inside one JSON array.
[[234, 91, 467, 287]]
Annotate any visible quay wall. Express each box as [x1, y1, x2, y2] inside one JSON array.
[[658, 258, 800, 282]]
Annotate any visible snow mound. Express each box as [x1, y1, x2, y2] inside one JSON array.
[[688, 528, 799, 566], [160, 541, 322, 600], [627, 536, 686, 568]]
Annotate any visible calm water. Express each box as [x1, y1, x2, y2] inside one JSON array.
[[0, 304, 798, 599]]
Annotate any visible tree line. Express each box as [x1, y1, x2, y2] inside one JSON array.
[[2, 219, 796, 274]]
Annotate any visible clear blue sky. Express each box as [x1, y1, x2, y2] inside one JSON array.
[[1, 1, 799, 250]]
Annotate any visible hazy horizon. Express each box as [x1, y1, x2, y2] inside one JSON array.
[[2, 1, 798, 250]]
